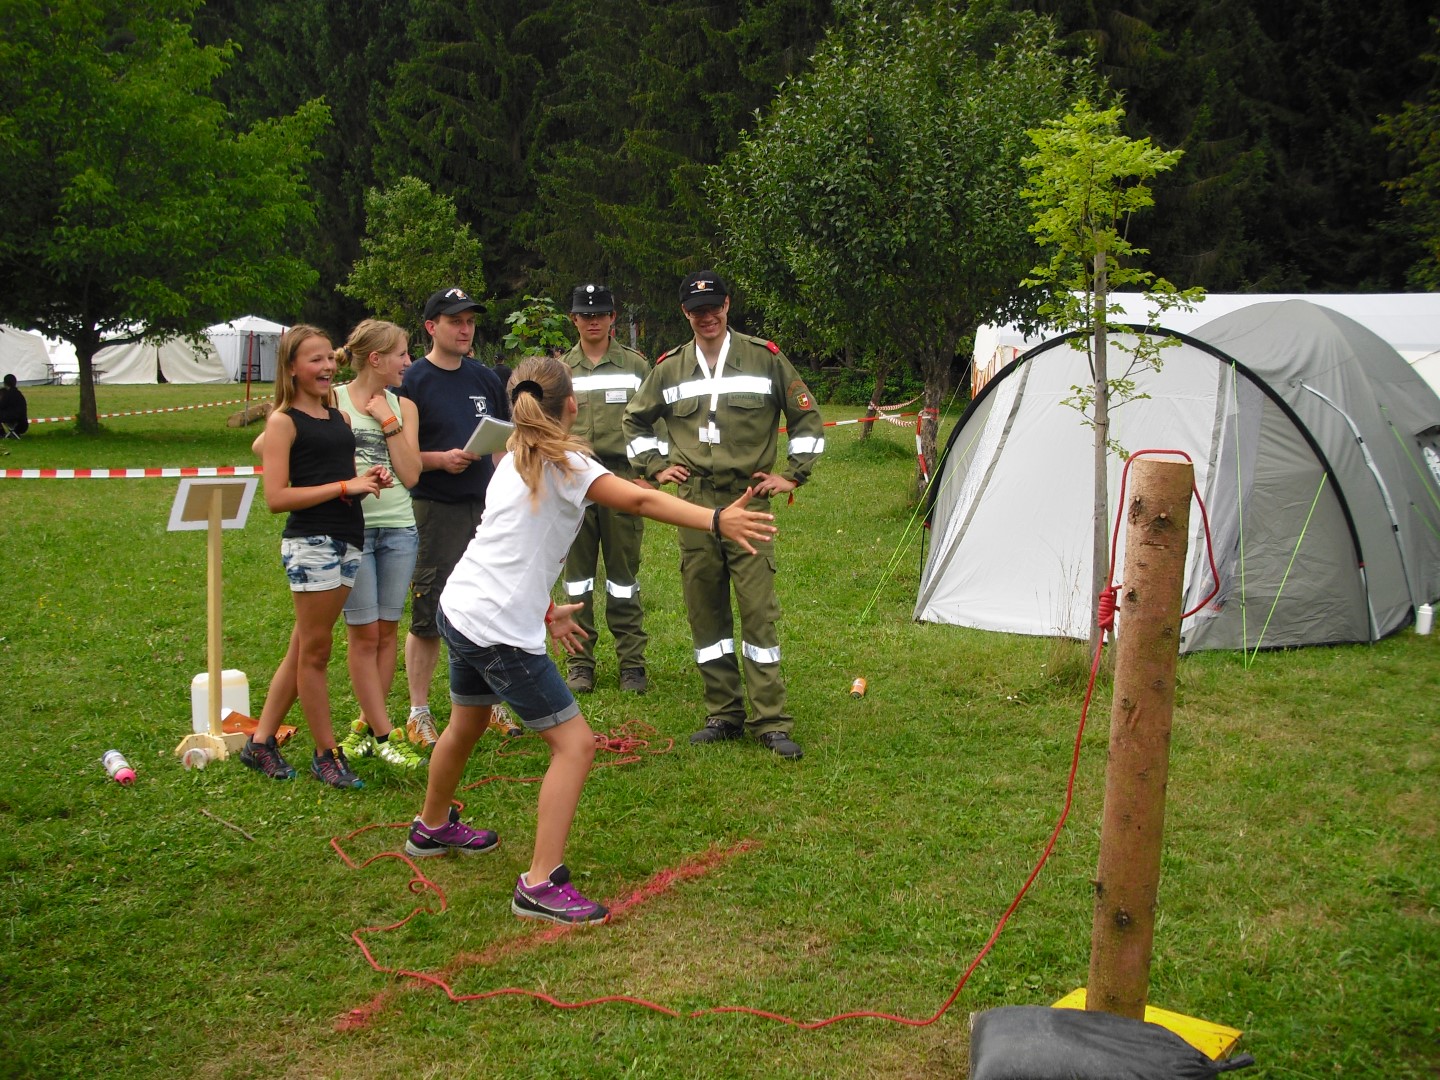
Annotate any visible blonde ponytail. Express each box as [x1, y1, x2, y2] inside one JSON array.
[[507, 355, 591, 504]]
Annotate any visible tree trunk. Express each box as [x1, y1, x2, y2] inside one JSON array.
[[1087, 457, 1193, 1020], [1088, 252, 1110, 655], [860, 363, 886, 443], [916, 351, 950, 498], [76, 336, 101, 434]]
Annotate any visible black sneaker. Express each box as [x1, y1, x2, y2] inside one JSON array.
[[311, 747, 364, 789], [619, 667, 648, 694], [689, 717, 743, 745], [239, 735, 296, 780], [758, 731, 804, 760], [566, 667, 595, 694]]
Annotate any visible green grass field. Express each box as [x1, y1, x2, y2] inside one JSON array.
[[2, 385, 1436, 1078]]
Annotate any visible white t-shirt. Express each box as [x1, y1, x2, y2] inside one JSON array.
[[440, 450, 610, 653]]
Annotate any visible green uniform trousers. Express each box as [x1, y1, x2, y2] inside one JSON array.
[[561, 502, 647, 672], [677, 520, 791, 736]]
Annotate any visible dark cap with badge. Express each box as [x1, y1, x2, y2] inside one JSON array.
[[679, 270, 729, 311], [571, 283, 615, 314], [423, 286, 482, 321]]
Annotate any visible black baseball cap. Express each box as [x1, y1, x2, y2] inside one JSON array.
[[679, 271, 729, 311], [423, 286, 482, 321], [571, 283, 615, 314]]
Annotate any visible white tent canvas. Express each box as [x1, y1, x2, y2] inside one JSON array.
[[89, 337, 228, 384], [972, 293, 1440, 396], [0, 326, 53, 385], [206, 315, 286, 383], [920, 301, 1440, 652]]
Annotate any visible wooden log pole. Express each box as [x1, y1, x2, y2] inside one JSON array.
[[1087, 457, 1193, 1020], [206, 487, 223, 737]]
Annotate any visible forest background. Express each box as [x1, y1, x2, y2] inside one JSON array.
[[181, 0, 1438, 360]]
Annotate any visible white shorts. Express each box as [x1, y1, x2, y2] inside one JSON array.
[[280, 536, 361, 593]]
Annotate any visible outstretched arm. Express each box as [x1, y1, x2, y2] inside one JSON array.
[[585, 473, 776, 554]]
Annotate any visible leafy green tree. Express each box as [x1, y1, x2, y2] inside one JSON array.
[[338, 177, 486, 344], [1376, 21, 1440, 290], [1021, 98, 1199, 649], [714, 0, 1083, 488], [0, 0, 329, 432]]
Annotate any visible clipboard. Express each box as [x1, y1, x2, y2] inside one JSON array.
[[463, 415, 515, 456]]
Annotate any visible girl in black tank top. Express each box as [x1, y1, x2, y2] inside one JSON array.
[[240, 326, 395, 790]]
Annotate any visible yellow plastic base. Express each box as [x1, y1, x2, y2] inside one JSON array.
[[1053, 988, 1242, 1059]]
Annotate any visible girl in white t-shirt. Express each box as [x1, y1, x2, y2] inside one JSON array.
[[404, 354, 776, 925]]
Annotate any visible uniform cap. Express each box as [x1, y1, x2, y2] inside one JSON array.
[[571, 283, 615, 314], [679, 271, 729, 311]]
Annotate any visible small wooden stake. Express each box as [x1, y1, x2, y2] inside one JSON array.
[[1087, 458, 1193, 1020]]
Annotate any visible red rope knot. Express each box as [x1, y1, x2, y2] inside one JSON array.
[[1097, 585, 1120, 632]]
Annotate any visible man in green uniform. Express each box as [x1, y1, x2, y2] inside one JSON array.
[[560, 283, 653, 694], [623, 270, 824, 760]]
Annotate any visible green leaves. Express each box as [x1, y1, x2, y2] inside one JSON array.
[[338, 176, 485, 343], [0, 0, 328, 430]]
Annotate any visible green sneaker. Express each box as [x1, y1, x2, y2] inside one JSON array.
[[340, 718, 376, 759], [374, 734, 426, 769]]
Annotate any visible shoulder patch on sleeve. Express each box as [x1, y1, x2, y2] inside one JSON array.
[[788, 379, 815, 411]]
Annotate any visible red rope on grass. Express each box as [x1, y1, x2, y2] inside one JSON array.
[[334, 462, 1222, 1031]]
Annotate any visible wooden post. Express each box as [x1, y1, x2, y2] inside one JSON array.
[[1087, 457, 1193, 1020], [206, 487, 224, 737]]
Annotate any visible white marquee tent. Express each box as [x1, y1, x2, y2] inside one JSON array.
[[921, 300, 1440, 652], [206, 315, 287, 383], [0, 326, 54, 385]]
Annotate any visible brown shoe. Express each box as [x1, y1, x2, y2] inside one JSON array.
[[619, 667, 648, 694], [566, 667, 595, 694]]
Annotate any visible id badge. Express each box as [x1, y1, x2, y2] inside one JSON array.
[[698, 421, 720, 445], [605, 389, 628, 404]]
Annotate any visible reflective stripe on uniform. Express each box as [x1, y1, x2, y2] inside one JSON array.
[[788, 435, 825, 455], [662, 374, 772, 405], [573, 373, 643, 393], [695, 638, 736, 664], [741, 641, 781, 665], [627, 435, 664, 458], [605, 580, 638, 599], [565, 578, 595, 597]]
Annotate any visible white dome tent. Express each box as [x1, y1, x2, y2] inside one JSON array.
[[920, 301, 1440, 652]]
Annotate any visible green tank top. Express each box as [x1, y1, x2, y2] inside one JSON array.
[[335, 383, 416, 529]]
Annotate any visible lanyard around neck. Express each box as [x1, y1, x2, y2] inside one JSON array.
[[694, 332, 731, 415]]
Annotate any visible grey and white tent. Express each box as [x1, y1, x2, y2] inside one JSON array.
[[917, 300, 1440, 651]]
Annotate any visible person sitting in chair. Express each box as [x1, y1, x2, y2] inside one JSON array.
[[0, 374, 29, 437]]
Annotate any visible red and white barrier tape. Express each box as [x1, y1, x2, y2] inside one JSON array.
[[1, 465, 262, 480], [29, 398, 250, 425]]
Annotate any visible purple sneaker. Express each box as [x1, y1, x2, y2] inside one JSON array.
[[511, 863, 609, 925], [405, 806, 499, 858]]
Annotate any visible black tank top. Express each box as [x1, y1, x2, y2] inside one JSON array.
[[282, 406, 365, 550]]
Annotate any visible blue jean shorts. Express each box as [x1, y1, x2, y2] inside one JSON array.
[[280, 535, 361, 593], [344, 525, 419, 625], [438, 608, 580, 733]]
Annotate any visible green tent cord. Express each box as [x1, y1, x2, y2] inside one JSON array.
[[1245, 474, 1327, 668]]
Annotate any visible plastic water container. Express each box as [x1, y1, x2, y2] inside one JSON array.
[[191, 670, 250, 734], [1417, 603, 1434, 636]]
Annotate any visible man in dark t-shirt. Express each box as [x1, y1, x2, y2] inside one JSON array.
[[394, 287, 509, 746]]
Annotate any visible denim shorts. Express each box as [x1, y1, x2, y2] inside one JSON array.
[[281, 535, 361, 593], [344, 525, 419, 625], [438, 608, 580, 733]]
